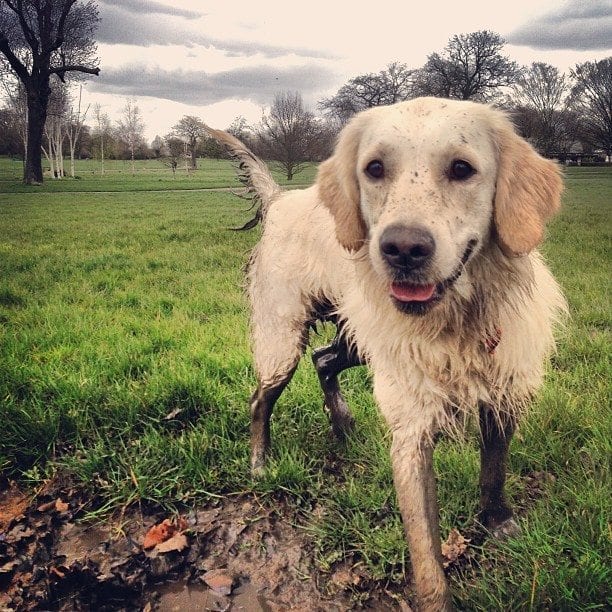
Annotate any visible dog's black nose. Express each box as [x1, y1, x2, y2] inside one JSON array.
[[380, 224, 436, 271]]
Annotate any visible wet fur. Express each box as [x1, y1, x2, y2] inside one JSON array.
[[209, 98, 566, 611]]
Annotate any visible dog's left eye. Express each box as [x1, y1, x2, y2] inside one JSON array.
[[365, 160, 385, 179], [449, 160, 475, 180]]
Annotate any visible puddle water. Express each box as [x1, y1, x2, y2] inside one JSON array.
[[155, 580, 273, 612]]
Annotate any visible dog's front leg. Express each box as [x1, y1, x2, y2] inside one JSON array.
[[478, 403, 521, 537], [391, 427, 452, 611]]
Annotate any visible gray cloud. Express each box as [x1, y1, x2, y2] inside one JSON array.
[[508, 0, 612, 50], [97, 4, 336, 59], [100, 0, 202, 20], [89, 63, 338, 106]]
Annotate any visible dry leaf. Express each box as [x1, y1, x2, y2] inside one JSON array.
[[143, 517, 189, 551], [55, 499, 69, 513], [202, 569, 234, 595], [331, 567, 361, 588], [37, 500, 56, 513], [441, 528, 470, 568], [143, 519, 174, 550], [156, 532, 188, 554]]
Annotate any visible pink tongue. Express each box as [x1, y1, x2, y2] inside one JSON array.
[[390, 282, 435, 302]]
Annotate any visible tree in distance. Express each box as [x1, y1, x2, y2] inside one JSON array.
[[0, 0, 100, 184]]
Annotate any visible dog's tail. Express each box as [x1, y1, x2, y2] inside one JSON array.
[[205, 127, 281, 228]]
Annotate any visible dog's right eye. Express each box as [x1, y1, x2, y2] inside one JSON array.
[[365, 160, 385, 179]]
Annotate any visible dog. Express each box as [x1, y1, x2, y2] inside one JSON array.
[[207, 97, 567, 611]]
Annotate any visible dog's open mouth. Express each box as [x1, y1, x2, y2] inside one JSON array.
[[390, 281, 437, 303], [389, 281, 441, 314], [389, 238, 478, 315]]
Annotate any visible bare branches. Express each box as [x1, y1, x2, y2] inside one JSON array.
[[570, 58, 612, 157], [256, 91, 322, 180], [413, 31, 519, 101], [0, 0, 100, 183], [320, 63, 414, 123]]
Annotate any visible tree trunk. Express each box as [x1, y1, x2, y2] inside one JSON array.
[[24, 85, 49, 185], [190, 136, 197, 169]]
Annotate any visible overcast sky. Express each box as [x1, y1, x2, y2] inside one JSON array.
[[82, 0, 612, 141]]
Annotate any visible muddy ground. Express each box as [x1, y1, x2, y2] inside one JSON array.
[[0, 478, 415, 611]]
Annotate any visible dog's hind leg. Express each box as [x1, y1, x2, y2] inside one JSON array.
[[312, 328, 362, 440], [478, 404, 521, 537], [249, 294, 309, 474], [250, 366, 298, 475]]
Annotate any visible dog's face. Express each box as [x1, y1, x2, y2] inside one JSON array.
[[318, 97, 563, 315]]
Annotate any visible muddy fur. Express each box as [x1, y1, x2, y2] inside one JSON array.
[[208, 97, 567, 611]]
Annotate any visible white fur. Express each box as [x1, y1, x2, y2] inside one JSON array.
[[217, 97, 567, 610]]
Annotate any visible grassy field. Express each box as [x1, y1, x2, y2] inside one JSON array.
[[0, 160, 610, 609]]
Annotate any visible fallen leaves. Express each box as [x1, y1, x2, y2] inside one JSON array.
[[36, 498, 69, 513], [0, 484, 29, 532], [143, 517, 188, 553], [201, 568, 234, 595], [441, 528, 470, 568]]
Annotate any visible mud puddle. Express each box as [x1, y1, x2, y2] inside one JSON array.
[[0, 480, 403, 611]]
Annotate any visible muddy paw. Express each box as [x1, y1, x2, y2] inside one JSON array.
[[330, 413, 355, 442], [490, 518, 522, 539], [250, 451, 267, 478]]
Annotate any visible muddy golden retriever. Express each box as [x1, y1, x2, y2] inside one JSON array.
[[207, 97, 566, 610]]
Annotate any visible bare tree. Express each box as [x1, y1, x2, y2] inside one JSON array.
[[91, 102, 110, 175], [172, 115, 206, 169], [0, 104, 22, 154], [512, 63, 569, 156], [42, 81, 69, 178], [1, 78, 27, 164], [150, 135, 164, 158], [256, 91, 321, 180], [413, 31, 519, 101], [65, 84, 89, 177], [163, 134, 184, 177], [0, 0, 100, 184], [570, 57, 612, 161], [226, 114, 253, 149], [319, 62, 414, 123], [117, 97, 144, 176]]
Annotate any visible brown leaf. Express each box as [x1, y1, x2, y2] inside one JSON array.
[[201, 569, 234, 595], [441, 528, 470, 568], [155, 532, 188, 554], [143, 519, 175, 550], [37, 500, 56, 513], [55, 498, 69, 513], [331, 567, 361, 588]]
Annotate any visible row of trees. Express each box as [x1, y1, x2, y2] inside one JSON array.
[[317, 31, 611, 163], [1, 1, 610, 183]]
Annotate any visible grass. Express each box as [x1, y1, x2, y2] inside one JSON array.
[[0, 156, 317, 192], [0, 160, 610, 609]]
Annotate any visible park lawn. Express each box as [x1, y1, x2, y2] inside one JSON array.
[[0, 163, 610, 609], [0, 156, 318, 192]]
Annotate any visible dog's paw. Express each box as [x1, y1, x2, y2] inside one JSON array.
[[250, 451, 267, 477], [490, 517, 521, 539], [330, 411, 355, 441]]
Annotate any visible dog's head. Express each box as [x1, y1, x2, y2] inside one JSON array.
[[317, 97, 562, 315]]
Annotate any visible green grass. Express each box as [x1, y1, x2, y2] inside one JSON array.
[[0, 156, 317, 192], [0, 161, 610, 609]]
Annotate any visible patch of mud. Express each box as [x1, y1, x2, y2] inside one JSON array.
[[0, 482, 403, 611]]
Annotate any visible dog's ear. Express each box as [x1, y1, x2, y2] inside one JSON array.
[[317, 121, 366, 251], [493, 121, 563, 257]]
